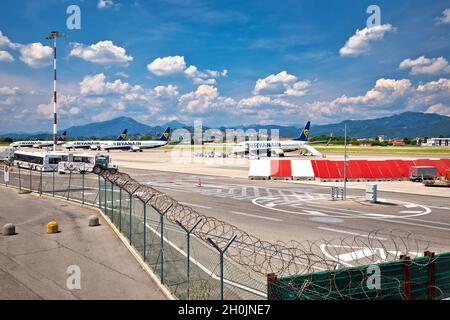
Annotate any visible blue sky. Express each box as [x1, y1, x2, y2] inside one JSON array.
[[0, 0, 449, 132]]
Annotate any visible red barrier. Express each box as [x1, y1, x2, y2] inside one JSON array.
[[347, 160, 363, 179], [332, 161, 345, 179], [385, 160, 403, 178], [357, 160, 374, 178], [270, 160, 292, 177], [313, 160, 332, 178], [429, 159, 447, 176]]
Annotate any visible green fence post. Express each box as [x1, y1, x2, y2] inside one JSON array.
[[39, 169, 43, 195], [52, 169, 55, 197], [104, 179, 107, 216], [98, 175, 101, 208], [18, 166, 21, 191], [82, 172, 85, 205], [176, 218, 203, 300], [119, 187, 122, 232], [129, 192, 132, 245], [111, 183, 114, 221], [67, 171, 72, 200], [207, 235, 237, 300], [160, 212, 164, 284], [143, 202, 147, 261]]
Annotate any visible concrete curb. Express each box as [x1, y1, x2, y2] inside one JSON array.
[[0, 184, 176, 300]]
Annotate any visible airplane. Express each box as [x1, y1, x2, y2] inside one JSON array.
[[231, 121, 325, 157], [101, 127, 171, 152], [10, 131, 67, 149], [63, 129, 128, 151]]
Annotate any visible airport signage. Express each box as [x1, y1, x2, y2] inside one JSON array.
[[4, 165, 10, 183]]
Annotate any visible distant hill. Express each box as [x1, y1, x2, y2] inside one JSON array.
[[1, 112, 449, 139], [311, 112, 450, 138]]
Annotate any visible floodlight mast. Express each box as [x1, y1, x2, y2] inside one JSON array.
[[45, 31, 63, 151]]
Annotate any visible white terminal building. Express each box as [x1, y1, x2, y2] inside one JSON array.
[[422, 137, 450, 147]]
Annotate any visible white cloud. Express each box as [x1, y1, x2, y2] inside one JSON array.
[[399, 56, 450, 75], [154, 84, 179, 98], [253, 71, 310, 96], [0, 30, 19, 49], [37, 94, 80, 116], [0, 50, 14, 61], [437, 8, 450, 24], [340, 24, 395, 57], [238, 95, 296, 109], [19, 42, 53, 68], [70, 41, 133, 65], [304, 78, 412, 120], [147, 56, 187, 76], [0, 86, 19, 95], [79, 73, 142, 96], [98, 0, 115, 9], [147, 55, 227, 84], [425, 103, 450, 116], [179, 85, 235, 113], [417, 78, 450, 92]]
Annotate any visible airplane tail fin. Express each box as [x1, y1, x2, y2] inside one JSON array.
[[117, 129, 128, 141], [158, 127, 171, 142], [294, 121, 310, 141], [57, 131, 67, 142]]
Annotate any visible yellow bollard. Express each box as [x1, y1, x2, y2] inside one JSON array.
[[47, 221, 59, 234]]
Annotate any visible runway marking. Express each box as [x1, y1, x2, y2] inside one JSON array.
[[304, 210, 328, 216], [179, 202, 212, 209], [229, 211, 282, 222], [317, 227, 387, 240]]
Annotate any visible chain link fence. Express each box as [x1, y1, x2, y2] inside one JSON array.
[[0, 164, 266, 300], [2, 163, 447, 300]]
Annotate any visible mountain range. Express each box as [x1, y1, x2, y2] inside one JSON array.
[[1, 112, 449, 139]]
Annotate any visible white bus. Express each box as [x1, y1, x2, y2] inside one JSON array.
[[13, 151, 68, 171], [57, 153, 118, 174]]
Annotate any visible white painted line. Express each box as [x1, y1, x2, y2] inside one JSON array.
[[317, 227, 386, 240], [179, 202, 212, 209], [229, 211, 282, 222], [303, 210, 328, 216], [317, 227, 360, 236]]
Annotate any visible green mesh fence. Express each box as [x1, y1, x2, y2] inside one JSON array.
[[268, 252, 450, 300]]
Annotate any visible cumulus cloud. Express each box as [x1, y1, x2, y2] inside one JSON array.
[[179, 85, 235, 113], [147, 56, 186, 76], [154, 84, 179, 98], [304, 78, 412, 120], [98, 0, 115, 9], [0, 86, 20, 95], [70, 41, 133, 65], [399, 56, 450, 75], [437, 8, 450, 24], [425, 103, 450, 116], [18, 42, 53, 68], [147, 55, 227, 84], [0, 30, 20, 49], [0, 50, 14, 61], [239, 95, 296, 109], [340, 24, 395, 57], [417, 78, 450, 92], [253, 71, 310, 96], [79, 73, 142, 96], [37, 94, 80, 116]]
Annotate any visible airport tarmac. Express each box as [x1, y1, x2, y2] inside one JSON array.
[[122, 167, 450, 264], [0, 186, 166, 300]]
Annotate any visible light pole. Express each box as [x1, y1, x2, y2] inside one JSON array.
[[45, 31, 63, 152]]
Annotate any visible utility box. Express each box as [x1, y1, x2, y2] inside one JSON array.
[[409, 166, 436, 182], [366, 184, 377, 203], [331, 187, 344, 200]]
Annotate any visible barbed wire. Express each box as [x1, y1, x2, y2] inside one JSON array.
[[100, 171, 432, 278]]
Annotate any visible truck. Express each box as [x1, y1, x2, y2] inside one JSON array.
[[58, 153, 118, 174], [424, 169, 450, 187], [408, 166, 436, 182]]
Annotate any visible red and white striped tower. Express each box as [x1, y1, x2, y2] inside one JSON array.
[[45, 31, 63, 151]]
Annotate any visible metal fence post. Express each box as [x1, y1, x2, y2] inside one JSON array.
[[176, 218, 203, 300], [119, 187, 122, 232], [143, 201, 147, 261], [424, 251, 436, 300], [18, 166, 21, 191], [160, 211, 164, 284], [67, 171, 72, 200], [98, 175, 101, 209], [111, 183, 114, 221], [82, 172, 85, 205], [39, 169, 43, 195], [29, 167, 32, 191], [52, 169, 55, 197], [129, 192, 132, 245], [207, 234, 237, 300], [401, 255, 411, 300]]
